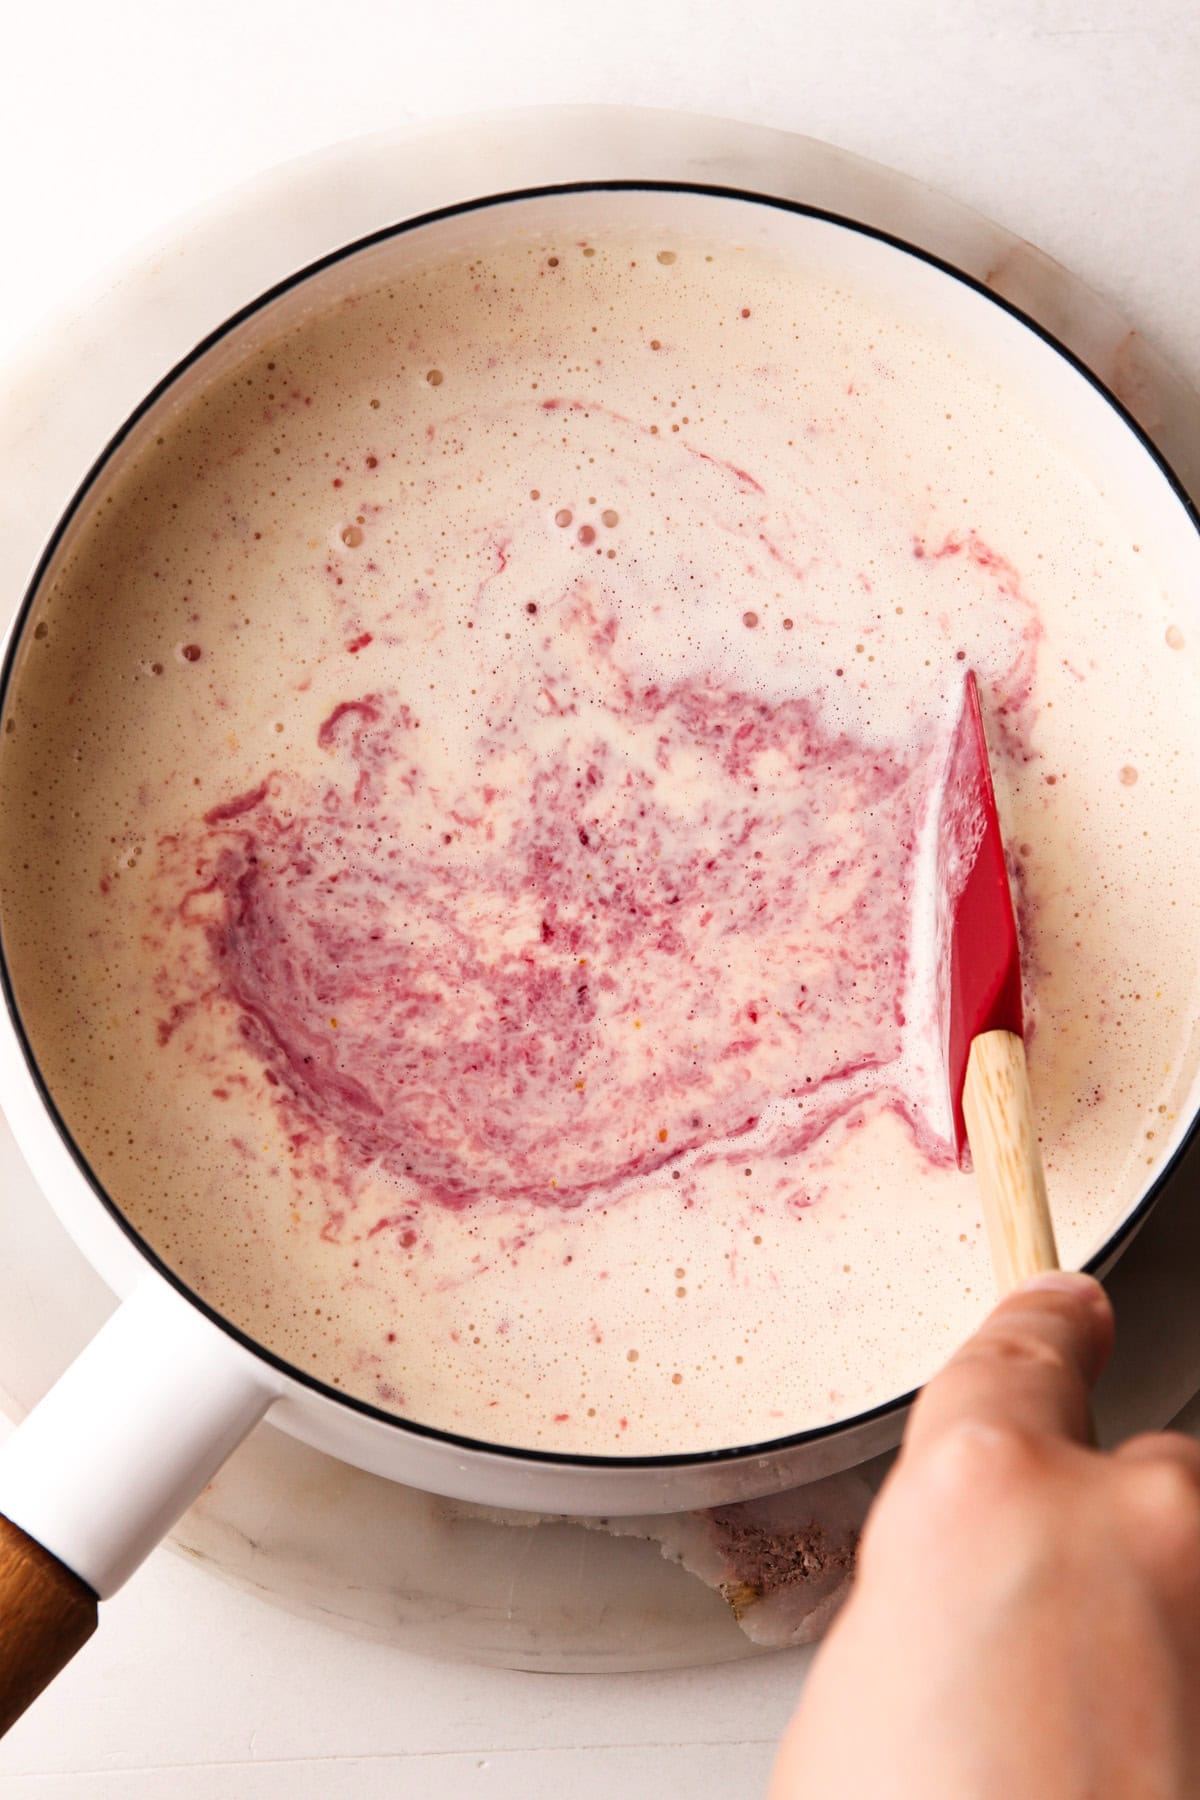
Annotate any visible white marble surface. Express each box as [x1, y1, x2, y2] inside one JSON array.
[[1, 2, 1198, 1793]]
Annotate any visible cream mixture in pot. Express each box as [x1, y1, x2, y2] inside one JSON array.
[[2, 207, 1198, 1453]]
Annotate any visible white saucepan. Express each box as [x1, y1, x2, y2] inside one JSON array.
[[0, 173, 1197, 1732]]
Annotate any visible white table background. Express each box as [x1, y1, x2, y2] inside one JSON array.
[[1, 1, 1197, 1793]]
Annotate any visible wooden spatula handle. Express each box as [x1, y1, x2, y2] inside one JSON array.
[[0, 1511, 97, 1735], [962, 1029, 1059, 1293]]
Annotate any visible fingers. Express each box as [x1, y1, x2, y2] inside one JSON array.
[[905, 1272, 1114, 1456], [1113, 1435, 1200, 1583], [1115, 1433, 1200, 1483]]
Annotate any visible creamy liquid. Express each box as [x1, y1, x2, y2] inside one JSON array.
[[3, 214, 1199, 1455]]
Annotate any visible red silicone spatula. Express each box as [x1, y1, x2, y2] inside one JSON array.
[[938, 671, 1059, 1292]]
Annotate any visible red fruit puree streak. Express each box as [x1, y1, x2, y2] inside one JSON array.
[[153, 534, 1038, 1217]]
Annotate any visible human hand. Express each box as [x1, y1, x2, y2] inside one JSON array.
[[771, 1272, 1200, 1799]]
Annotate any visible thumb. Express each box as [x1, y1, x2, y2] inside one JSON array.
[[904, 1272, 1113, 1455]]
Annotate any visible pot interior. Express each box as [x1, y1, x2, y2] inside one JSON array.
[[2, 183, 1199, 1471]]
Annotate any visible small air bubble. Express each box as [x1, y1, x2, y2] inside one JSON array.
[[555, 508, 573, 528], [341, 525, 364, 548], [656, 250, 677, 265], [426, 369, 444, 386]]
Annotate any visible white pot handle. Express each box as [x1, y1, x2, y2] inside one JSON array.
[[0, 1275, 275, 1731]]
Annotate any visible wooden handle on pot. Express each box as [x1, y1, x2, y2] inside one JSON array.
[[0, 1512, 97, 1736], [962, 1029, 1060, 1293]]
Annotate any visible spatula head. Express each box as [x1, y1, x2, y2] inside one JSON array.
[[937, 671, 1024, 1166]]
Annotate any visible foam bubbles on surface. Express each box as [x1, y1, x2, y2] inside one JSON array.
[[1, 215, 1199, 1455]]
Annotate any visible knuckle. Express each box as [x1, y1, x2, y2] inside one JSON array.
[[1126, 1459, 1200, 1547], [920, 1419, 1043, 1501], [965, 1326, 1076, 1386], [865, 1423, 1047, 1573]]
